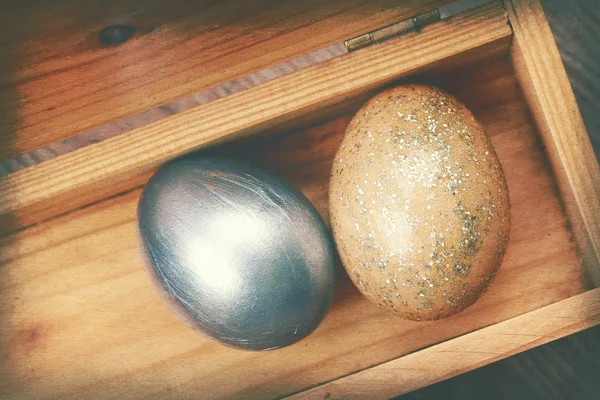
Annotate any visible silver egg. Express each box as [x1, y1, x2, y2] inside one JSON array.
[[137, 155, 335, 350]]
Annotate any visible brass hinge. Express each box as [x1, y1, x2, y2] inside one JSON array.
[[345, 9, 440, 52], [344, 0, 493, 52]]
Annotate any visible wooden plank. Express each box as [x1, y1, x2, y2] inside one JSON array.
[[0, 52, 583, 400], [0, 0, 452, 159], [0, 2, 512, 235], [0, 44, 346, 176], [287, 288, 600, 400], [507, 0, 600, 287]]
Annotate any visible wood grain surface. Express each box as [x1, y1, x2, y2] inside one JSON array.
[[0, 0, 451, 159], [0, 51, 583, 399], [508, 0, 600, 288], [289, 288, 600, 400], [0, 43, 346, 175], [0, 2, 512, 235], [1, 0, 596, 173]]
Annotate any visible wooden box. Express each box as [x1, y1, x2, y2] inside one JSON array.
[[1, 0, 600, 398]]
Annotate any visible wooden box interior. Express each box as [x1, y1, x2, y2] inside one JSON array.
[[0, 16, 588, 399]]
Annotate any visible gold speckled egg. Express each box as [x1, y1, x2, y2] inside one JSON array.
[[329, 84, 510, 320]]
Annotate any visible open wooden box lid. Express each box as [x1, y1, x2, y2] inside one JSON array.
[[2, 0, 511, 235], [0, 0, 453, 159]]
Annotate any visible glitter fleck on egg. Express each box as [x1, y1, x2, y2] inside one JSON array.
[[329, 84, 511, 321]]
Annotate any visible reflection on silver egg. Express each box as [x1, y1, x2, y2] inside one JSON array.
[[137, 155, 335, 350]]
